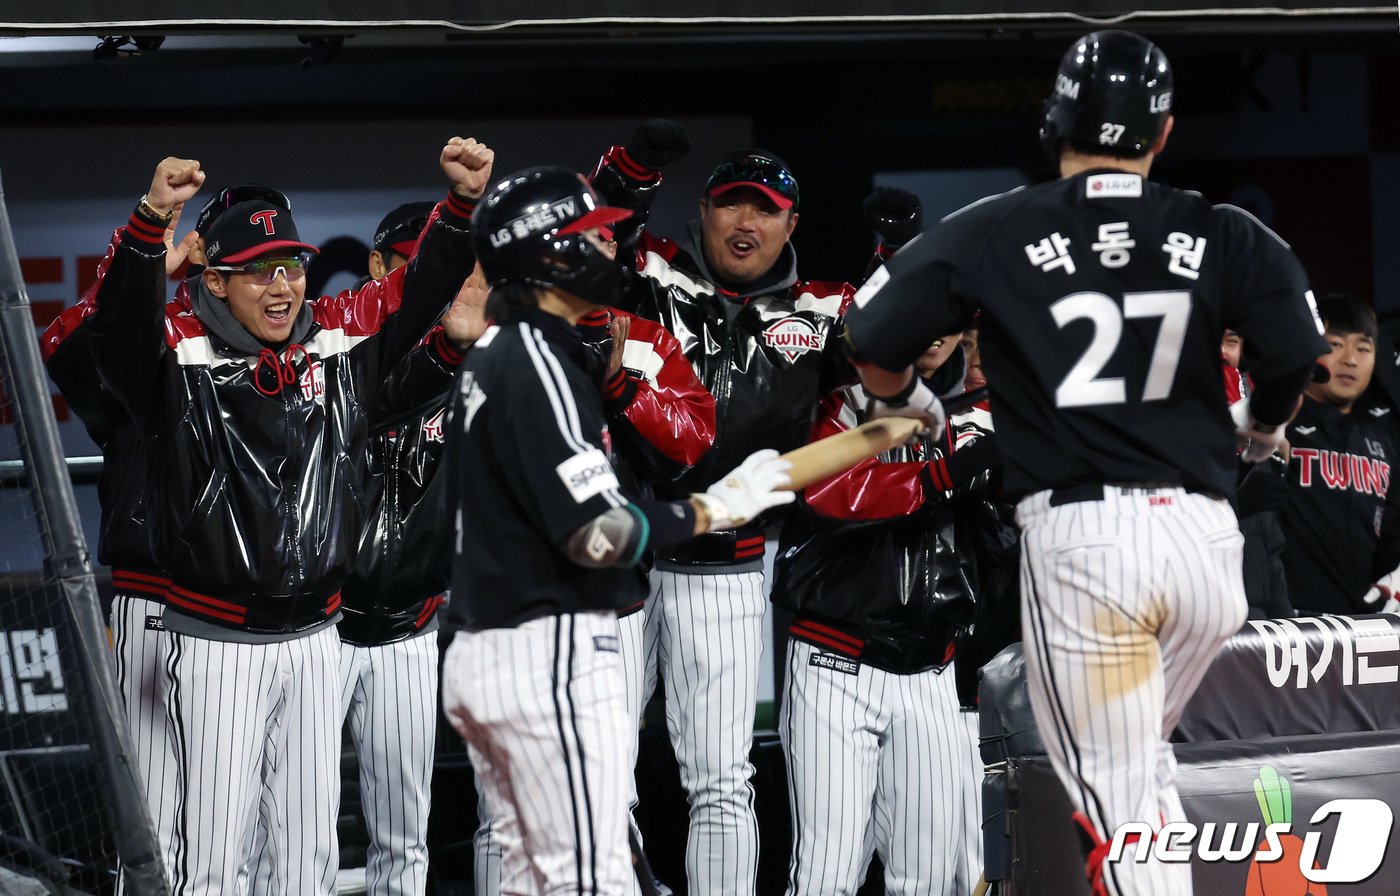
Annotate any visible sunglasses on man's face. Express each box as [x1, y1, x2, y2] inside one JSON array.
[[209, 253, 312, 286], [704, 156, 800, 207], [195, 185, 293, 236]]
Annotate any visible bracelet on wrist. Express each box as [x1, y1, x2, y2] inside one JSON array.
[[137, 194, 173, 225]]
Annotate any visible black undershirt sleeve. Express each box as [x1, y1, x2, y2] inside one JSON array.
[[1248, 362, 1315, 427]]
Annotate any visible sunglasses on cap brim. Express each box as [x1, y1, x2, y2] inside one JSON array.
[[704, 157, 800, 211], [195, 185, 293, 236]]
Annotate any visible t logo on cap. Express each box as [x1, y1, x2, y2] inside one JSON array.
[[250, 208, 279, 235], [203, 199, 319, 267]]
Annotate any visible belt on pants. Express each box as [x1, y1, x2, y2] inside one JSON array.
[[1047, 482, 1221, 507]]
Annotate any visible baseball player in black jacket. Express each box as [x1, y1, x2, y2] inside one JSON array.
[[772, 337, 991, 896], [590, 125, 856, 896], [42, 183, 296, 893], [843, 31, 1326, 896], [1280, 293, 1400, 615], [71, 138, 492, 895], [324, 201, 484, 896]]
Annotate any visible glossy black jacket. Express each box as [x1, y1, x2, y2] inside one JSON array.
[[81, 198, 476, 634]]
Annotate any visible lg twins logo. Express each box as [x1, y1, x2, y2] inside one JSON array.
[[762, 316, 824, 361]]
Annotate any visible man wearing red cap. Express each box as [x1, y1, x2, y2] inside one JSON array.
[[69, 138, 493, 895], [590, 125, 860, 896]]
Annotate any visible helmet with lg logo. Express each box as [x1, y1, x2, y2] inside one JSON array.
[[471, 166, 633, 307], [1039, 30, 1173, 161]]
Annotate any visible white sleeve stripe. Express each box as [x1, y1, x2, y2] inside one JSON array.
[[519, 324, 626, 508], [528, 328, 629, 508]]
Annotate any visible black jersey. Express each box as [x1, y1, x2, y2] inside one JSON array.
[[1281, 397, 1400, 615], [444, 305, 645, 630], [846, 169, 1328, 498]]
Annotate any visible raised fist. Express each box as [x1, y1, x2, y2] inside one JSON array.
[[863, 186, 923, 248], [147, 157, 205, 216], [441, 137, 496, 200], [625, 118, 691, 171]]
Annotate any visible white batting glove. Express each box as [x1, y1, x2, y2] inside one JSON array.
[[1231, 397, 1288, 463], [867, 378, 946, 440], [1237, 418, 1287, 463], [693, 448, 795, 532]]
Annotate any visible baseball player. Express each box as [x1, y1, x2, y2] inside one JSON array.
[[772, 334, 989, 896], [1278, 293, 1400, 615], [369, 201, 438, 280], [324, 204, 487, 896], [843, 30, 1327, 896], [471, 241, 718, 896], [440, 165, 790, 896], [73, 137, 491, 895], [590, 123, 857, 895], [41, 183, 292, 893]]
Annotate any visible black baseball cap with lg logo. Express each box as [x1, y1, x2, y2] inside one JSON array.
[[203, 200, 319, 267]]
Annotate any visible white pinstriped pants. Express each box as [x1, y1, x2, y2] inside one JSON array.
[[110, 595, 177, 895], [444, 612, 632, 896], [1017, 487, 1247, 896], [644, 568, 765, 896], [476, 610, 649, 896], [339, 629, 439, 896], [780, 640, 981, 896], [162, 623, 341, 896]]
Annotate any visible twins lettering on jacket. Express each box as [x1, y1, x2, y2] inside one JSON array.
[[762, 315, 825, 361], [1291, 446, 1391, 498]]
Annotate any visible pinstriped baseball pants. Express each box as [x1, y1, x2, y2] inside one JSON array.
[[444, 612, 632, 895], [477, 609, 650, 896], [1017, 487, 1247, 896], [162, 623, 341, 896], [111, 595, 178, 896], [645, 568, 765, 896], [780, 640, 981, 895], [339, 629, 438, 896]]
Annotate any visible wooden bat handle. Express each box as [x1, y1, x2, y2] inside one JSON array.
[[776, 386, 989, 492], [778, 417, 923, 491]]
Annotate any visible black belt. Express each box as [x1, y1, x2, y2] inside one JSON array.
[[1048, 482, 1221, 507]]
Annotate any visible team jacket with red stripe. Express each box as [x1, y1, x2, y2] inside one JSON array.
[[591, 146, 855, 567], [338, 305, 715, 644], [75, 198, 476, 635], [771, 384, 993, 674], [42, 229, 193, 603]]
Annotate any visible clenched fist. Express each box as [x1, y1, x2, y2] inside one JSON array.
[[441, 137, 496, 200]]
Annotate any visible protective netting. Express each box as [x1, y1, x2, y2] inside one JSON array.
[[0, 358, 119, 894]]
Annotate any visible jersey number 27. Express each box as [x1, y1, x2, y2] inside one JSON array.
[[1051, 289, 1191, 408]]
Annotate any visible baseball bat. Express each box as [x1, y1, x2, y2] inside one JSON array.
[[778, 386, 989, 492], [629, 825, 661, 896]]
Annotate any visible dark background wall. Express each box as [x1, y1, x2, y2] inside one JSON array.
[[0, 23, 1396, 475], [0, 25, 1393, 293]]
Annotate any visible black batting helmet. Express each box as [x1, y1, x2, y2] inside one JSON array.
[[1039, 30, 1173, 161], [471, 166, 633, 307]]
